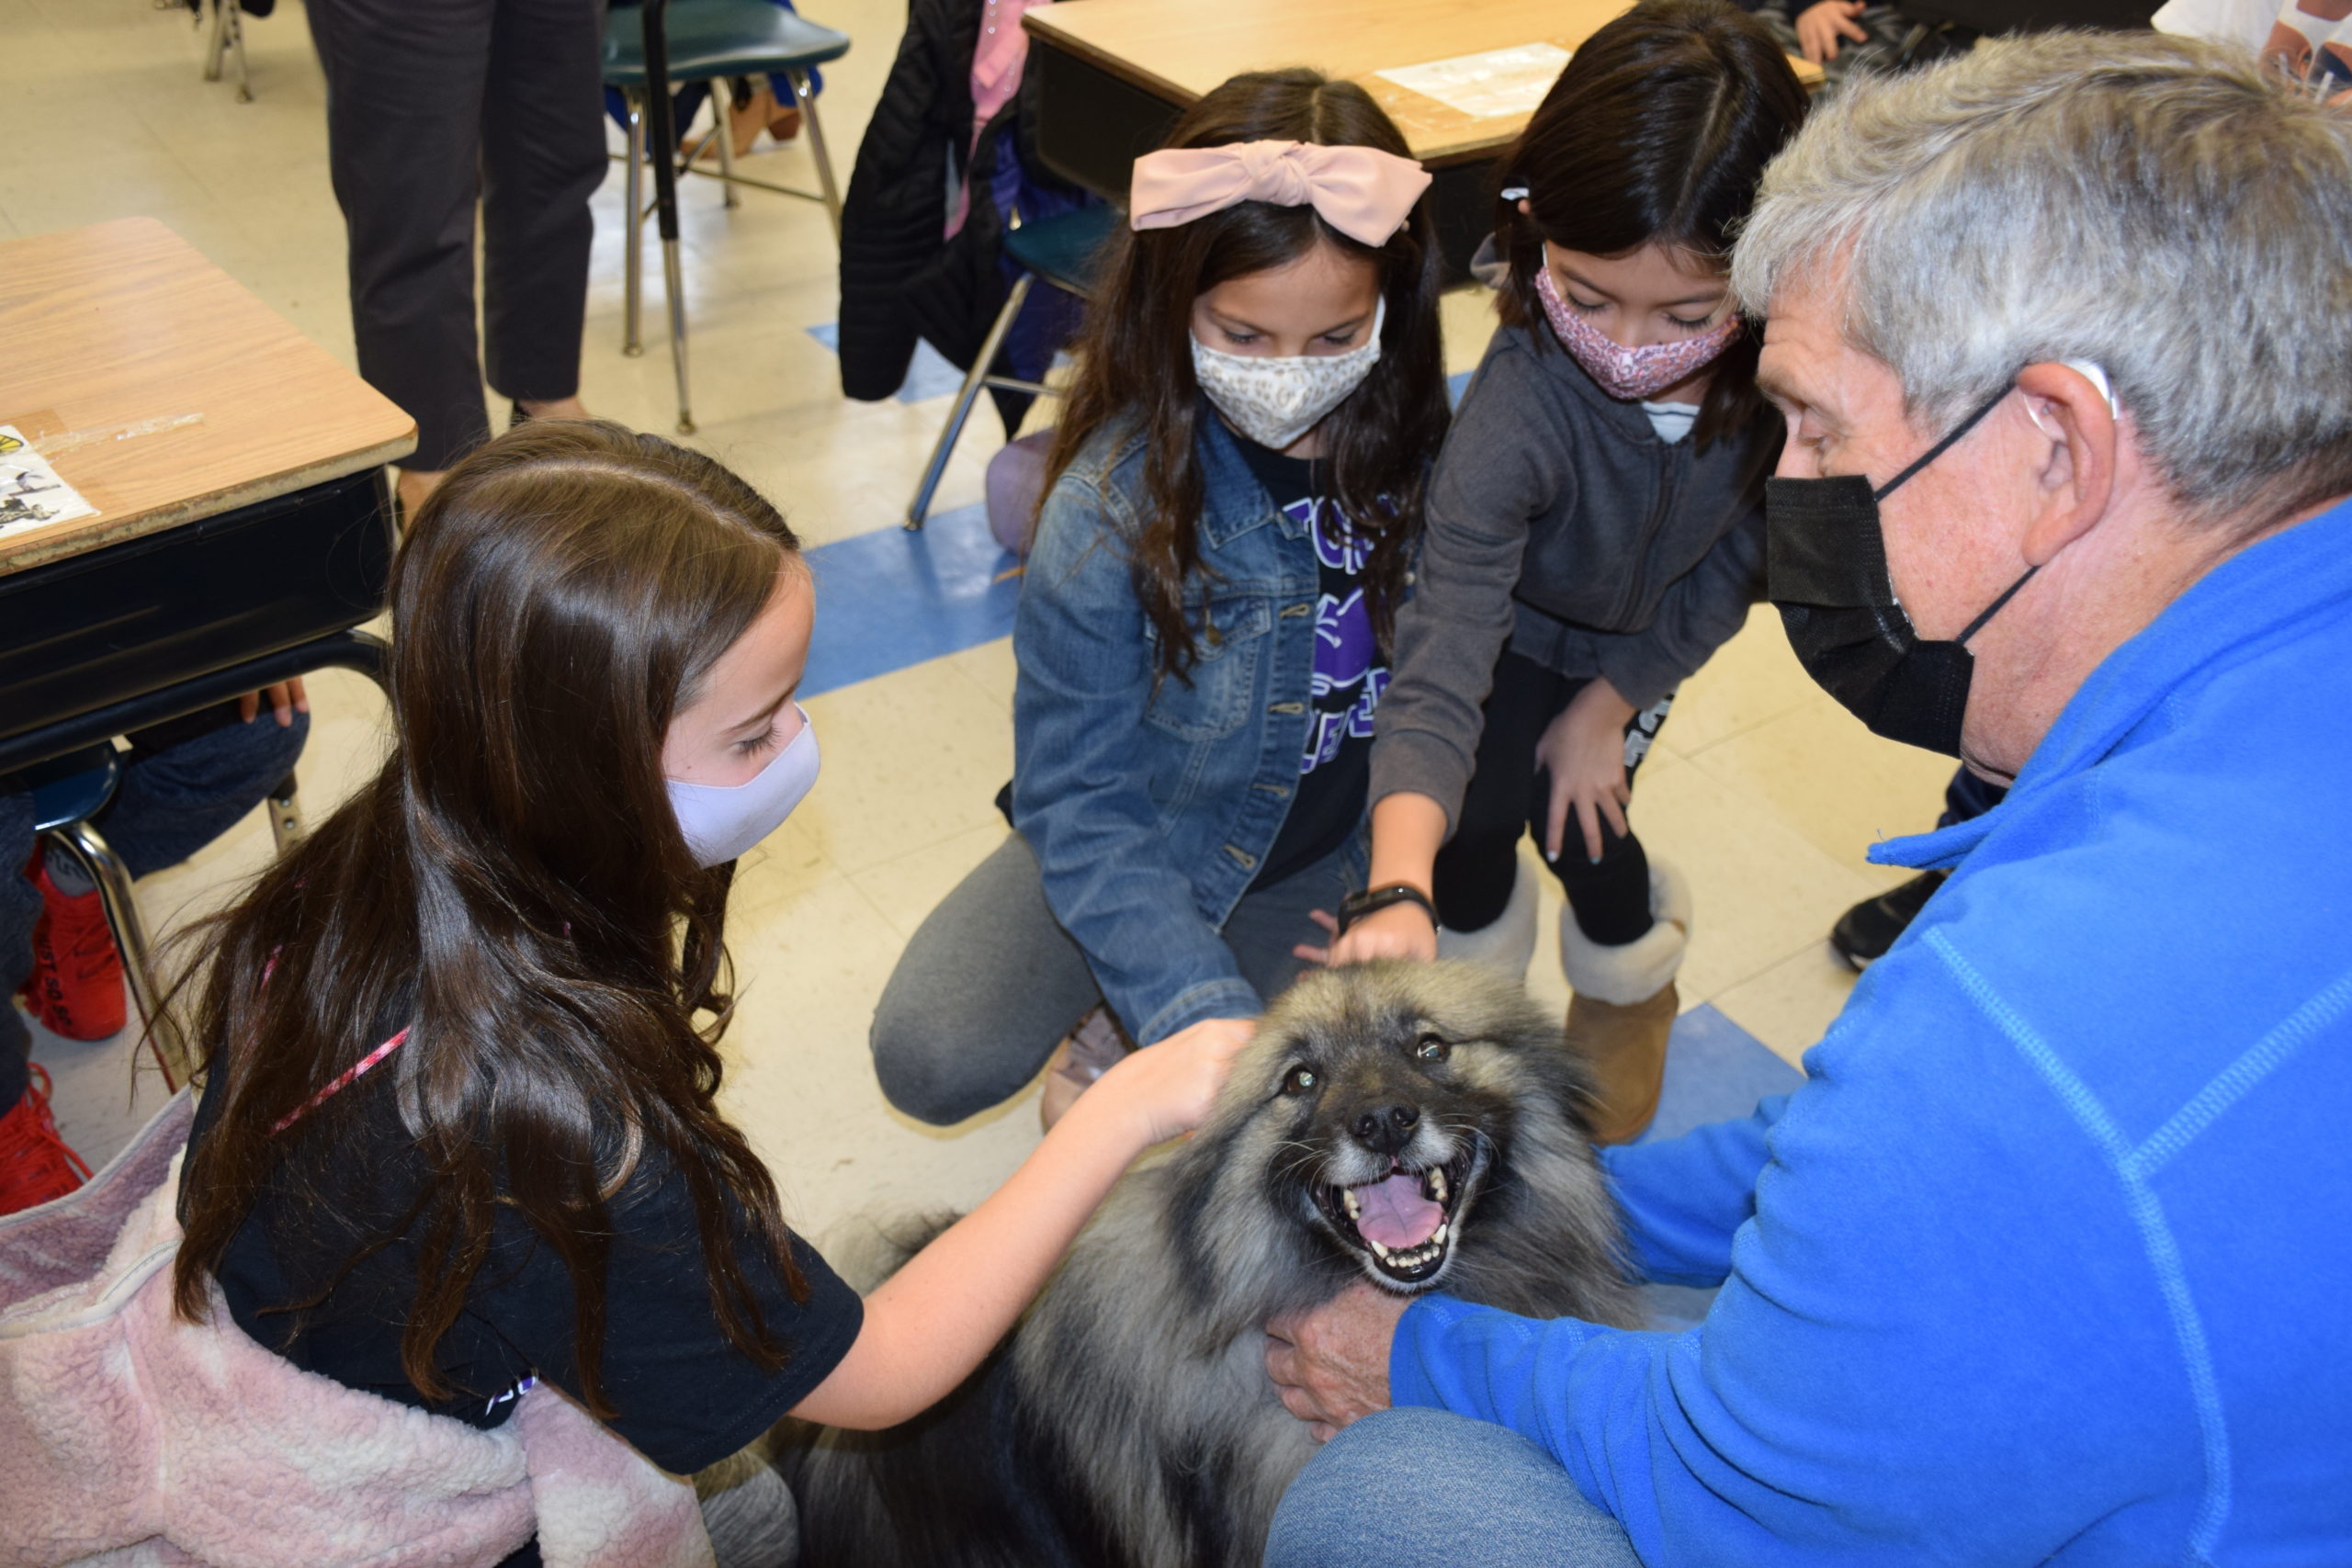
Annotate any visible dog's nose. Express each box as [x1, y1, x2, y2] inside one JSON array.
[[1350, 1101, 1419, 1155]]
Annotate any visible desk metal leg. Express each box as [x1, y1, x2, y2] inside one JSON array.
[[625, 92, 648, 358], [51, 823, 192, 1091]]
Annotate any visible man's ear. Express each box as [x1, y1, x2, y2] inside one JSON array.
[[2014, 361, 2120, 566]]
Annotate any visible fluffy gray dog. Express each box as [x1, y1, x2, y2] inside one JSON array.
[[775, 960, 1641, 1567]]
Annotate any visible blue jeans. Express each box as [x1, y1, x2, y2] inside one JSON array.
[[1265, 1406, 1644, 1568], [2, 705, 309, 1108]]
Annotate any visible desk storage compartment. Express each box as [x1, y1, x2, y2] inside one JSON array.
[[0, 468, 392, 742]]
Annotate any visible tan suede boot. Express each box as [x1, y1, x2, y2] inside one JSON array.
[[1558, 862, 1691, 1145]]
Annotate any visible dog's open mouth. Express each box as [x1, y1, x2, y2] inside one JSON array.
[[1312, 1152, 1474, 1285]]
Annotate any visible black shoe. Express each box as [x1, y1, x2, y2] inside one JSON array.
[[1829, 870, 1949, 970]]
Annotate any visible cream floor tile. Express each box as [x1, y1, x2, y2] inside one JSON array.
[[1653, 604, 1822, 759], [790, 654, 1015, 875], [848, 820, 1012, 942], [1685, 695, 1960, 888], [1708, 942, 1860, 1068], [1440, 284, 1501, 375], [1631, 757, 1884, 1003], [948, 637, 1017, 709]]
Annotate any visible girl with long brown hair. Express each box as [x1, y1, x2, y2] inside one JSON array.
[[870, 70, 1451, 1131], [1330, 0, 1807, 1144], [170, 422, 1248, 1562]]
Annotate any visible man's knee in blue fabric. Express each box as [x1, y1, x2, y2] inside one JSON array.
[[1267, 1407, 1640, 1568]]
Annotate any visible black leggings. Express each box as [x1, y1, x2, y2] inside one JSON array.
[[1432, 652, 1671, 948]]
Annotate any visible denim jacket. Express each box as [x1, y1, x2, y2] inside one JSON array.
[[1011, 411, 1370, 1045]]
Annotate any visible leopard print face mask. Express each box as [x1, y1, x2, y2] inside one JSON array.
[[1190, 298, 1386, 451]]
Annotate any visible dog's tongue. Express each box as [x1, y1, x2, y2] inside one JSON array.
[[1353, 1173, 1442, 1249]]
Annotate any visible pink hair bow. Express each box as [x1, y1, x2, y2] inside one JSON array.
[[1128, 140, 1432, 247]]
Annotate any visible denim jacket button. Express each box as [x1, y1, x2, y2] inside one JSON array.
[[1267, 701, 1305, 715], [1281, 603, 1313, 618], [1224, 845, 1258, 869]]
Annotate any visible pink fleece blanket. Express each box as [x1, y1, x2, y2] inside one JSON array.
[[0, 1090, 713, 1568]]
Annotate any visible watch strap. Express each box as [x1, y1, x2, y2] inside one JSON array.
[[1335, 883, 1438, 936]]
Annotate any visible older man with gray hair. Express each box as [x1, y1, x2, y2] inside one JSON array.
[[1259, 29, 2352, 1568]]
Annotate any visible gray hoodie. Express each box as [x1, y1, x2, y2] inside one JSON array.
[[1371, 319, 1776, 830]]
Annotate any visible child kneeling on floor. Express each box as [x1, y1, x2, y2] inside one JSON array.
[[868, 69, 1451, 1129]]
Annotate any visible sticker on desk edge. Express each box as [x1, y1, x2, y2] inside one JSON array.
[[1374, 42, 1573, 120], [0, 424, 100, 538]]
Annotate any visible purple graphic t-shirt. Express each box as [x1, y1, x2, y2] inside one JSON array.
[[1231, 437, 1386, 891], [1300, 497, 1390, 775]]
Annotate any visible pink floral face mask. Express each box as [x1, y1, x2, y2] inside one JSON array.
[[1533, 261, 1742, 401]]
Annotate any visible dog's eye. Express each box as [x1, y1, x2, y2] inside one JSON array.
[[1414, 1032, 1451, 1063], [1280, 1065, 1319, 1096]]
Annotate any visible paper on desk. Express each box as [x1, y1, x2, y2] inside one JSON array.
[[1375, 42, 1573, 119], [0, 425, 99, 538]]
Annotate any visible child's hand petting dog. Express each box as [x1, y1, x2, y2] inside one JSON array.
[[1091, 1015, 1258, 1148]]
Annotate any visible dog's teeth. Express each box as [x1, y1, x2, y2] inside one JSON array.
[[1341, 1188, 1361, 1219], [1432, 1222, 1448, 1247], [1367, 1238, 1390, 1259], [1429, 1168, 1448, 1204]]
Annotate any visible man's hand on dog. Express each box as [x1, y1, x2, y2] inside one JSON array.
[[1264, 1282, 1412, 1441]]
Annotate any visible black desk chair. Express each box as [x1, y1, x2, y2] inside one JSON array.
[[906, 203, 1116, 530], [604, 0, 853, 434]]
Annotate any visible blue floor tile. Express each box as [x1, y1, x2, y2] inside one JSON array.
[[800, 502, 1020, 696]]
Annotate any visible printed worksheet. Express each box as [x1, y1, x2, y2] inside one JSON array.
[[0, 425, 98, 538], [1375, 42, 1573, 119]]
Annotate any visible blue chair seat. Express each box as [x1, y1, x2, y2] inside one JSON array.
[[603, 0, 851, 85], [24, 745, 119, 836], [1003, 204, 1118, 297]]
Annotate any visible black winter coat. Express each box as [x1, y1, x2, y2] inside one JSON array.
[[836, 0, 1082, 433]]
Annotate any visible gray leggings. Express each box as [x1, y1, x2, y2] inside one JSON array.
[[869, 832, 1351, 1125]]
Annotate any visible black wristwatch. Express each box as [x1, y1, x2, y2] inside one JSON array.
[[1335, 883, 1438, 936]]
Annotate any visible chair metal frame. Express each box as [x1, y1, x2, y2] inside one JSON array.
[[8, 628, 388, 1090], [906, 213, 1104, 529], [200, 0, 254, 102], [617, 54, 843, 435]]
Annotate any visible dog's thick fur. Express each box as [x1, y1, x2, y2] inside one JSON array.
[[775, 962, 1642, 1567]]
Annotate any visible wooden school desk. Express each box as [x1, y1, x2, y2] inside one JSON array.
[[0, 216, 414, 774], [1023, 0, 1822, 276], [0, 218, 413, 1077]]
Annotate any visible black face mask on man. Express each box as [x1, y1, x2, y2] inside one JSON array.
[[1765, 384, 2038, 759]]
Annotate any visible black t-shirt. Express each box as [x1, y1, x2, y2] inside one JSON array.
[[186, 1055, 860, 1557], [1232, 437, 1387, 891]]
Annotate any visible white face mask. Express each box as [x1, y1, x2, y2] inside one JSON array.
[[665, 705, 820, 866], [1190, 298, 1386, 451]]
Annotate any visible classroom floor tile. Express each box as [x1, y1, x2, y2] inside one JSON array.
[[16, 0, 1964, 1254]]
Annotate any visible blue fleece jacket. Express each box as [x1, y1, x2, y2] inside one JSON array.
[[1391, 497, 2352, 1565]]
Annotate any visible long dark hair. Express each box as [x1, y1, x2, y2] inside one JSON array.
[[174, 423, 806, 1417], [1496, 0, 1806, 450], [1046, 69, 1449, 682]]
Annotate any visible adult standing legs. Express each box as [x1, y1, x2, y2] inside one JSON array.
[[309, 0, 499, 506], [309, 0, 605, 515], [481, 0, 608, 420]]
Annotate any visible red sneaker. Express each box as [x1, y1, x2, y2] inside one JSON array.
[[20, 851, 127, 1042], [0, 1063, 93, 1214]]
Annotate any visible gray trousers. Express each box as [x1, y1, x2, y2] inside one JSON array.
[[869, 832, 1351, 1126], [307, 0, 609, 468]]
